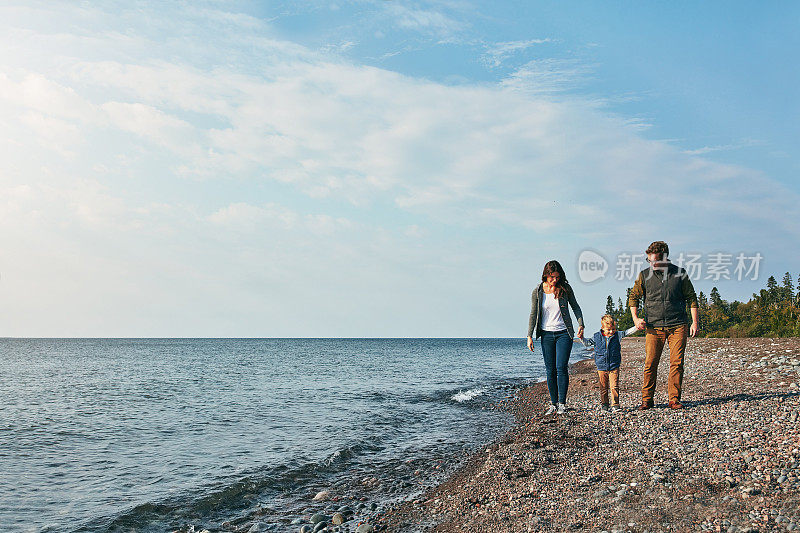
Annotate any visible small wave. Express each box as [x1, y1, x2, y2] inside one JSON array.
[[86, 440, 383, 532], [451, 388, 487, 403], [323, 440, 384, 466]]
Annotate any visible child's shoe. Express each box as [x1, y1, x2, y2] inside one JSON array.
[[557, 403, 567, 414], [600, 404, 610, 412], [544, 404, 557, 415], [610, 404, 621, 413]]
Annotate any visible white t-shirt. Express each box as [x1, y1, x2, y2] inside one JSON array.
[[541, 292, 566, 331]]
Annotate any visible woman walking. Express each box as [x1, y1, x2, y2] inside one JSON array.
[[527, 260, 584, 414]]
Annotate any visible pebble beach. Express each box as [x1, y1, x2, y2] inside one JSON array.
[[371, 337, 800, 533]]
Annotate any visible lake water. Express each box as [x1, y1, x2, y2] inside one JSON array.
[[0, 338, 589, 532]]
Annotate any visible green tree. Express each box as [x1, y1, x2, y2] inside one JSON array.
[[697, 291, 709, 333], [606, 295, 615, 315], [698, 291, 708, 308], [767, 276, 779, 307], [710, 287, 724, 308], [753, 289, 769, 309], [796, 273, 800, 304], [616, 288, 635, 332], [782, 272, 797, 322], [781, 272, 794, 304]]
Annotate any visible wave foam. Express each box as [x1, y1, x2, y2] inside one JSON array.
[[451, 388, 487, 403]]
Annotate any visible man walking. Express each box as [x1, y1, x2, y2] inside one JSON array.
[[628, 241, 699, 410]]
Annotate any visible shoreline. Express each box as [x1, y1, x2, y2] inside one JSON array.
[[378, 337, 800, 532]]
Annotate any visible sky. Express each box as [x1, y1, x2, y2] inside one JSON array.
[[1, 1, 798, 337]]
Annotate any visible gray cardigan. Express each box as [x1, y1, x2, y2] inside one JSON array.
[[527, 282, 584, 339]]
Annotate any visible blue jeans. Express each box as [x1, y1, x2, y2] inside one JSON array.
[[540, 329, 572, 405]]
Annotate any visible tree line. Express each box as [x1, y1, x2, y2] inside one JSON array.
[[604, 272, 800, 337]]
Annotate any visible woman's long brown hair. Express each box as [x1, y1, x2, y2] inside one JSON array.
[[541, 260, 568, 299]]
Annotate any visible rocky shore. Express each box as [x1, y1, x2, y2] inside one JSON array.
[[375, 337, 800, 533]]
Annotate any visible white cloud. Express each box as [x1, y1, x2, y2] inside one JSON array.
[[208, 202, 299, 229], [207, 202, 352, 235], [320, 40, 357, 54], [683, 138, 765, 155], [501, 58, 593, 94], [101, 101, 199, 153], [385, 5, 467, 39], [481, 39, 554, 68], [0, 72, 100, 123]]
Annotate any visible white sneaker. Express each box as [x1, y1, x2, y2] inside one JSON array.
[[557, 403, 567, 414], [600, 404, 610, 412], [544, 404, 557, 415], [610, 405, 621, 413]]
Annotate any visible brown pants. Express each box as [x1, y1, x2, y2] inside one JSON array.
[[597, 369, 619, 406], [642, 324, 688, 403]]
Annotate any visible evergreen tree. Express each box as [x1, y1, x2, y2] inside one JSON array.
[[615, 289, 634, 332], [698, 291, 708, 308], [697, 291, 709, 333], [753, 289, 769, 308], [783, 272, 797, 321], [797, 273, 800, 303], [710, 287, 724, 308], [767, 276, 779, 307], [767, 275, 778, 291], [782, 272, 794, 304], [606, 295, 615, 315]]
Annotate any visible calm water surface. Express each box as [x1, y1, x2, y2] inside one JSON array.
[[0, 338, 589, 532]]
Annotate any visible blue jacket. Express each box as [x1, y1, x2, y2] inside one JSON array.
[[592, 331, 621, 372], [589, 326, 637, 371]]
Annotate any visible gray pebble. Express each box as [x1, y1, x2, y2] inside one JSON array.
[[310, 514, 329, 525]]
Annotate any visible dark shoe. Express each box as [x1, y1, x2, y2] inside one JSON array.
[[669, 400, 684, 409], [638, 400, 654, 411]]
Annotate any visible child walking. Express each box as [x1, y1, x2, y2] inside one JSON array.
[[583, 315, 639, 412]]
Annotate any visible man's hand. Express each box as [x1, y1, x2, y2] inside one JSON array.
[[577, 326, 584, 339], [527, 336, 534, 352], [690, 322, 698, 338], [630, 306, 645, 331]]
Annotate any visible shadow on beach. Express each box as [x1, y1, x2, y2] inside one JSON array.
[[687, 390, 800, 408]]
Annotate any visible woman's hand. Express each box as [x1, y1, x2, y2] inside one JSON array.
[[577, 326, 584, 339], [527, 336, 534, 352]]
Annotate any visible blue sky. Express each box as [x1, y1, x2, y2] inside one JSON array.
[[1, 1, 798, 337]]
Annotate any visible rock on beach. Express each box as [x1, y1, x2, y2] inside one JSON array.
[[313, 490, 331, 502]]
